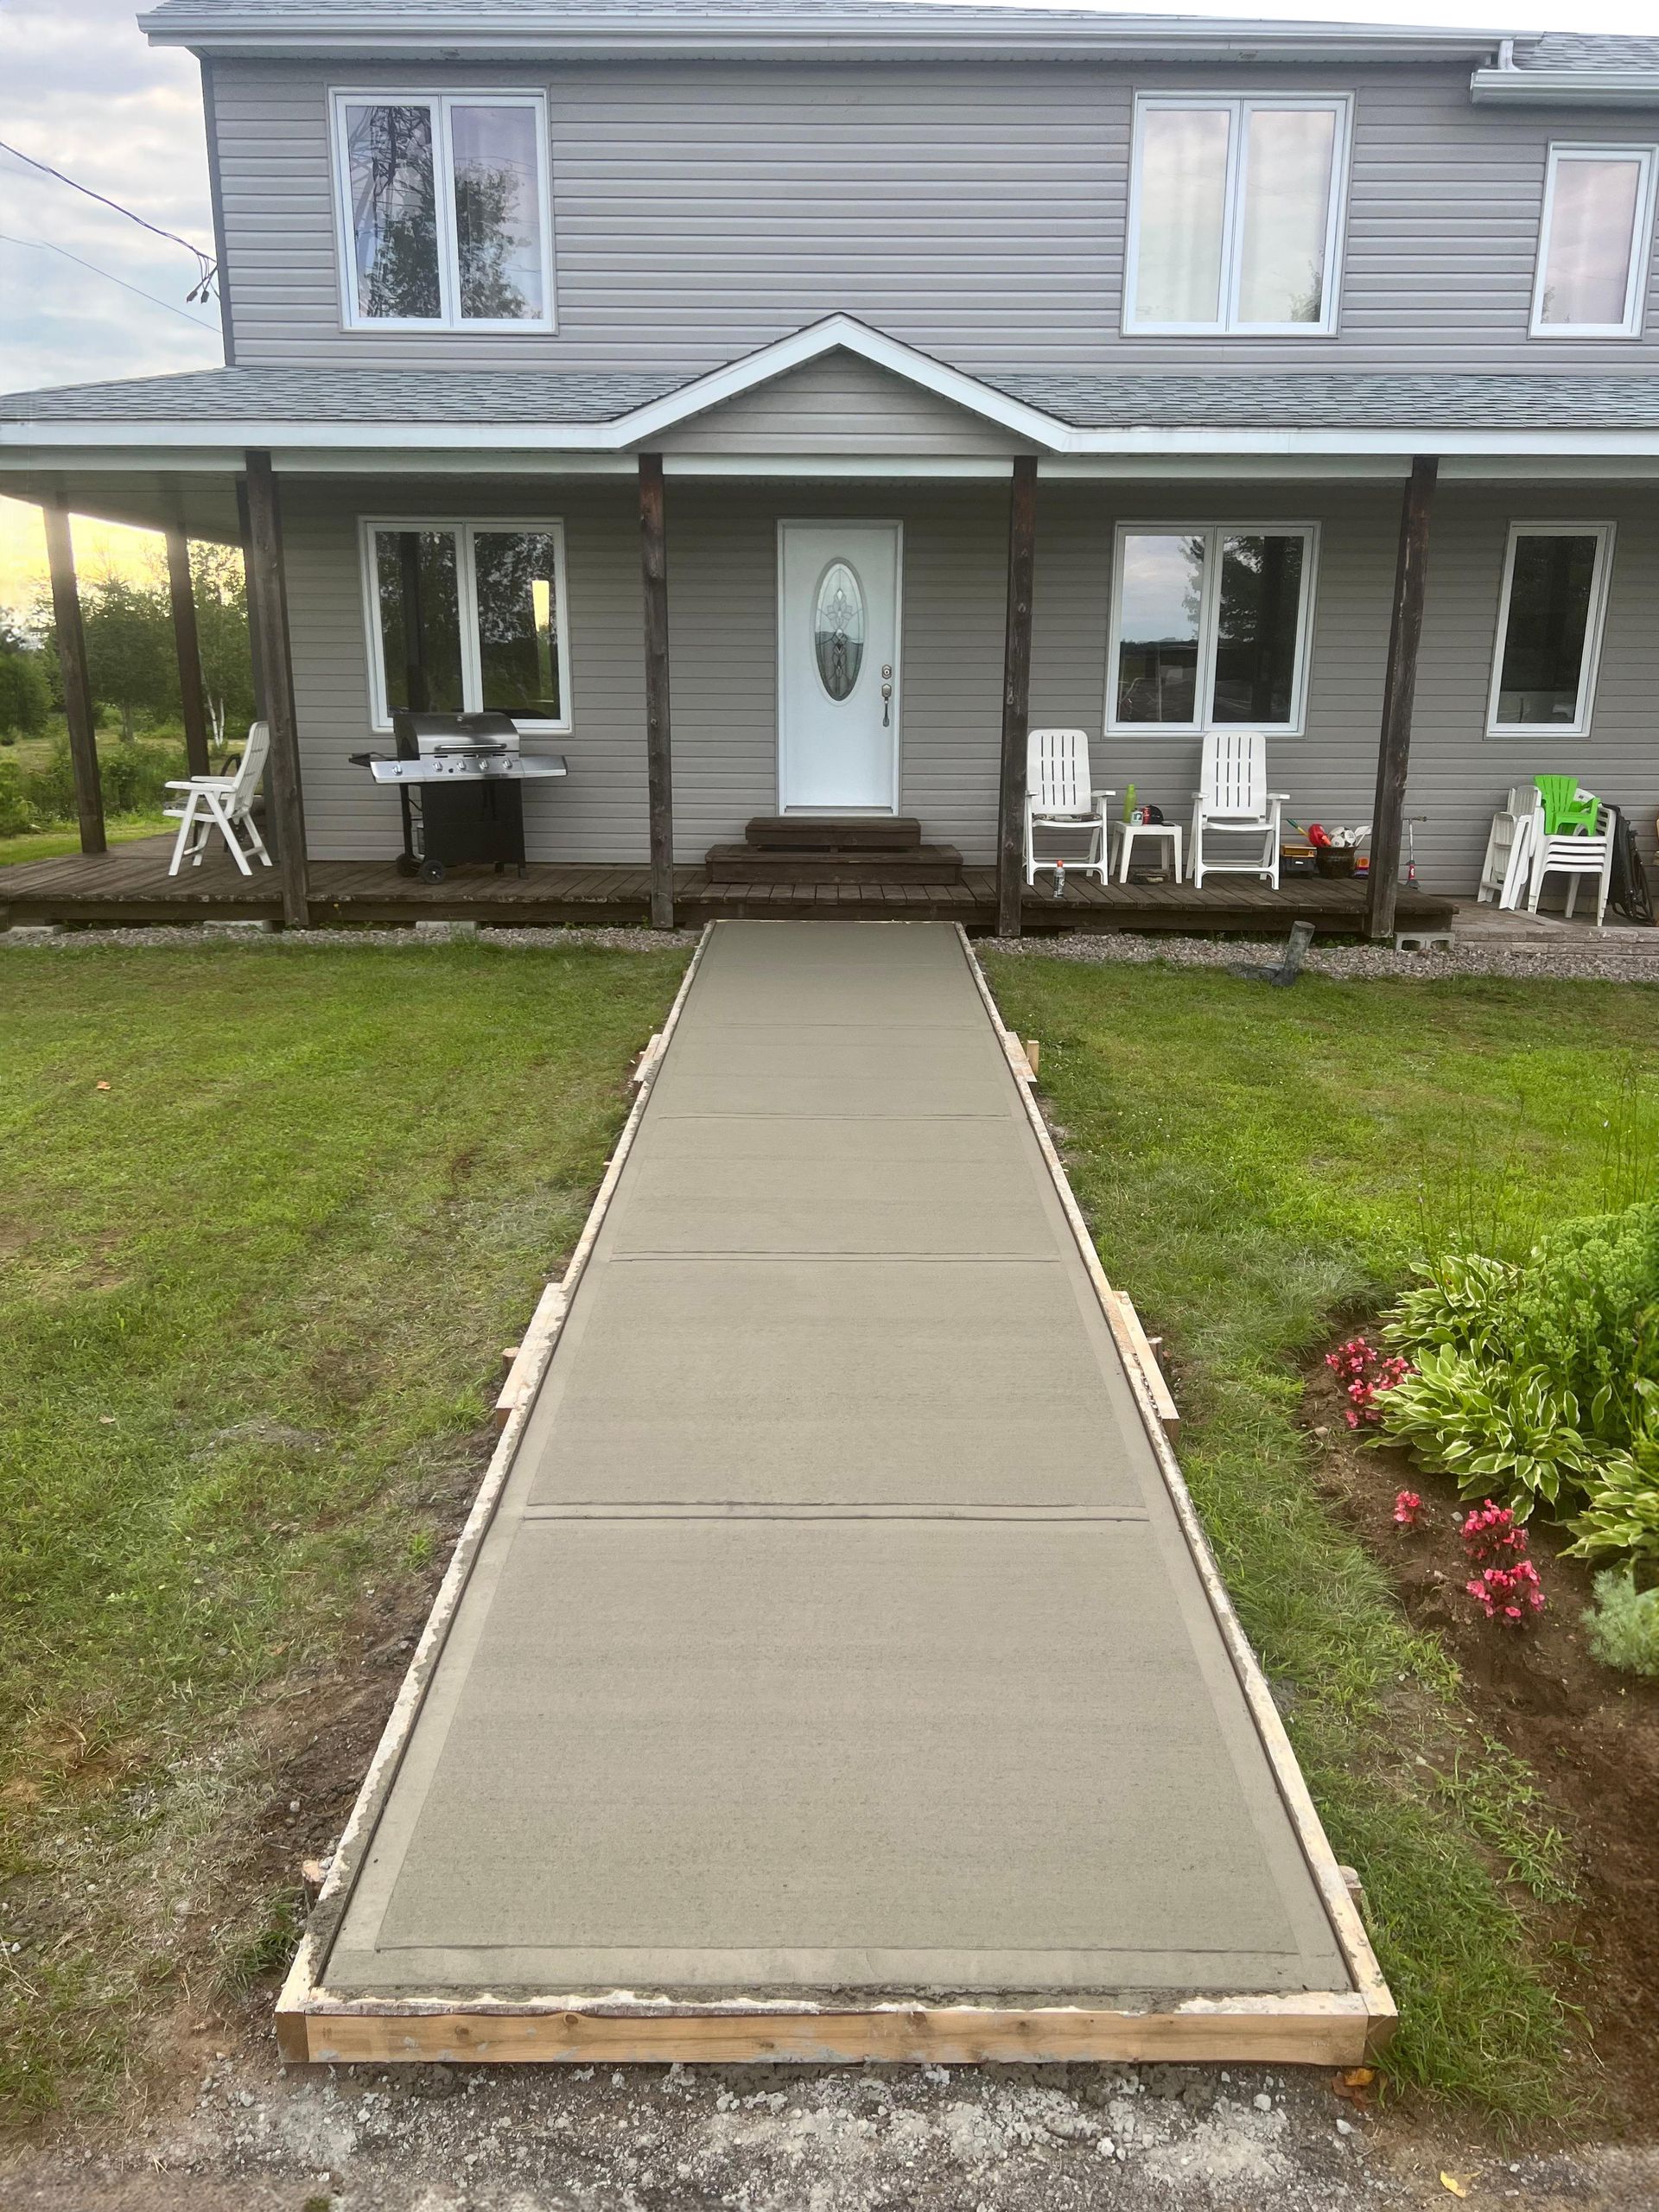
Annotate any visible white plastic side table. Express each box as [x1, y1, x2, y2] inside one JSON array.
[[1110, 818, 1184, 884]]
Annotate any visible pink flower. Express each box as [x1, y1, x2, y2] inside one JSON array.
[[1324, 1337, 1414, 1428], [1393, 1490, 1424, 1529], [1464, 1557, 1544, 1627]]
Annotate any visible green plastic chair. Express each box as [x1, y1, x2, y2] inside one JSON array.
[[1534, 774, 1599, 836]]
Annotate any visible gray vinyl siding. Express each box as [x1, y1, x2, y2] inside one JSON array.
[[658, 354, 1027, 454], [278, 471, 1659, 890], [211, 55, 1659, 378]]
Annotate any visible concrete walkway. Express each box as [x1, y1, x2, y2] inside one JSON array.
[[314, 922, 1363, 2044]]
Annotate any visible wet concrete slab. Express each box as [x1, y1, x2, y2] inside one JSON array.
[[325, 921, 1352, 2007]]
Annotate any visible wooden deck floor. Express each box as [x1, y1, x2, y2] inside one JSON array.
[[0, 837, 1457, 936]]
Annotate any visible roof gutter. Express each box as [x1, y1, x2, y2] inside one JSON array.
[[1470, 66, 1659, 106], [136, 9, 1503, 66], [11, 421, 1659, 461]]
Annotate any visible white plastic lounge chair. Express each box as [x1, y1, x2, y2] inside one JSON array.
[[164, 721, 273, 878], [1190, 730, 1287, 890], [1527, 799, 1616, 929], [1024, 728, 1113, 887]]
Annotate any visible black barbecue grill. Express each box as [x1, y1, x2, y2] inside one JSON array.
[[350, 712, 569, 882]]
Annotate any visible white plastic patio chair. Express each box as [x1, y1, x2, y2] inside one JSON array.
[[1190, 730, 1288, 890], [164, 720, 272, 878], [1479, 786, 1542, 912], [1024, 728, 1113, 887], [1527, 798, 1616, 928]]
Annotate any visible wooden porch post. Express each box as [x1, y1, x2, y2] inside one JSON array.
[[165, 525, 212, 778], [1365, 454, 1438, 942], [41, 504, 106, 856], [240, 451, 309, 927], [639, 451, 675, 931], [996, 455, 1038, 938]]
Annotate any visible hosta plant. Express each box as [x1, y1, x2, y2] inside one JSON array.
[[1379, 1347, 1599, 1518], [1563, 1451, 1659, 1577]]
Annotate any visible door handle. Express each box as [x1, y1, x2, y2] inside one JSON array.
[[880, 677, 893, 728]]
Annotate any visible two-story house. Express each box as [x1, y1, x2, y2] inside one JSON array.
[[3, 1, 1658, 936]]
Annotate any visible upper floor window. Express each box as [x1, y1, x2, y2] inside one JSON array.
[[1125, 95, 1351, 336], [1530, 145, 1656, 339], [331, 92, 554, 331], [1107, 524, 1318, 734]]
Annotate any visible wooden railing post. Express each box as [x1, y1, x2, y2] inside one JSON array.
[[41, 504, 106, 857], [1365, 455, 1439, 942], [240, 452, 309, 927], [165, 525, 212, 778], [996, 455, 1038, 938], [639, 452, 675, 931]]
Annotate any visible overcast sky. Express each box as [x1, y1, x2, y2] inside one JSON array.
[[2, 0, 1656, 597]]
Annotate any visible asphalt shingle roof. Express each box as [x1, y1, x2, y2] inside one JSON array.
[[988, 371, 1659, 432], [6, 363, 1659, 435], [0, 366, 685, 424]]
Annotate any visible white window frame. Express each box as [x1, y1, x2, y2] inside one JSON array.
[[330, 89, 556, 333], [359, 518, 573, 735], [1484, 520, 1614, 740], [1529, 143, 1657, 340], [1122, 93, 1352, 338], [1104, 521, 1319, 737]]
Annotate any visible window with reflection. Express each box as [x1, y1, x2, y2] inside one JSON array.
[[1531, 147, 1656, 338], [1128, 96, 1349, 334], [367, 521, 569, 730], [1488, 526, 1613, 735], [1110, 525, 1315, 732], [335, 92, 552, 328]]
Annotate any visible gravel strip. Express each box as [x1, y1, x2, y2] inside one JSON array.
[[982, 929, 1659, 984], [0, 923, 703, 954]]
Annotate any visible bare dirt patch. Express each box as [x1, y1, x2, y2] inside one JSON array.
[[1307, 1360, 1659, 2131]]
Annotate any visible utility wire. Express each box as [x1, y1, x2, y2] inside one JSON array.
[[0, 232, 220, 334], [0, 139, 217, 300]]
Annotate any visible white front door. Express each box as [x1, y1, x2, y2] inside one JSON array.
[[777, 522, 900, 812]]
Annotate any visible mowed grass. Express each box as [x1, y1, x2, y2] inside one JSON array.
[[0, 939, 689, 2128], [984, 952, 1659, 2121], [0, 817, 169, 868]]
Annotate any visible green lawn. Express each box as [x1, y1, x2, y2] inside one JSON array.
[[0, 817, 168, 868], [0, 939, 690, 2129], [984, 951, 1659, 2123]]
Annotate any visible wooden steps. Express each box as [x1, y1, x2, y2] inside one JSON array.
[[744, 817, 924, 852], [708, 817, 964, 887]]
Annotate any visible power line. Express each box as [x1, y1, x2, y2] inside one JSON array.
[[0, 139, 217, 300], [0, 232, 220, 334]]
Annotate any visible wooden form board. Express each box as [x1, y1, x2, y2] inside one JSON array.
[[276, 921, 1395, 2069]]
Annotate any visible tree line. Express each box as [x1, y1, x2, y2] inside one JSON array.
[[0, 541, 256, 747]]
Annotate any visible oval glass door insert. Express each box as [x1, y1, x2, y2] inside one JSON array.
[[813, 561, 866, 701]]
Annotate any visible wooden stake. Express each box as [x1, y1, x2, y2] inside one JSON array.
[[995, 456, 1038, 939], [240, 453, 310, 929], [639, 453, 675, 931], [1365, 456, 1438, 942], [165, 526, 212, 778], [41, 505, 105, 856]]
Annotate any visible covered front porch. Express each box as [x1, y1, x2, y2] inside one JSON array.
[[6, 319, 1655, 944]]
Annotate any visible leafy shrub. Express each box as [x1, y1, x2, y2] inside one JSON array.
[[1582, 1570, 1659, 1677], [6, 740, 189, 830], [0, 648, 49, 736], [0, 753, 35, 836], [1380, 1347, 1600, 1516]]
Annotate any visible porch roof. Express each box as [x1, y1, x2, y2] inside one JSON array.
[[10, 356, 1659, 445]]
